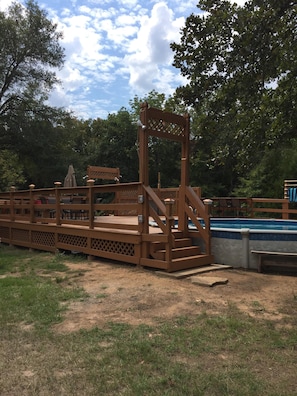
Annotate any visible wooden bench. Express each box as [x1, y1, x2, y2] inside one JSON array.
[[251, 250, 297, 273]]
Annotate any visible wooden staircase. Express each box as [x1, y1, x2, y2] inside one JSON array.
[[149, 231, 214, 272]]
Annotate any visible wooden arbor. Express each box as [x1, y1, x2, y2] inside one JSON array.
[[137, 103, 213, 270], [138, 102, 190, 233]]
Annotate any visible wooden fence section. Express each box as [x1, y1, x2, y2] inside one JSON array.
[[284, 180, 297, 199], [210, 197, 297, 219]]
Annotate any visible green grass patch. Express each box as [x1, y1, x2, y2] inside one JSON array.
[[0, 245, 87, 331], [0, 245, 296, 395], [0, 275, 87, 330]]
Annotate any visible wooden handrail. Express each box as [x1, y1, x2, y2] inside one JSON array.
[[185, 186, 211, 255], [142, 185, 175, 259]]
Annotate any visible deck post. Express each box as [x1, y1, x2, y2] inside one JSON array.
[[87, 179, 95, 229], [282, 200, 289, 219], [164, 198, 175, 266], [139, 184, 150, 266], [29, 184, 36, 223], [9, 186, 16, 223], [54, 182, 62, 226], [164, 198, 175, 229], [139, 102, 149, 186], [9, 186, 16, 245], [203, 199, 213, 255], [178, 113, 190, 235]]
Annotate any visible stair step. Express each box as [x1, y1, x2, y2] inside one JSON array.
[[152, 245, 201, 260], [169, 254, 214, 272], [150, 238, 192, 252], [172, 230, 184, 238], [174, 238, 192, 248], [156, 264, 232, 279]]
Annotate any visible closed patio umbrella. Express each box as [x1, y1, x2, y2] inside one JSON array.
[[64, 165, 77, 187]]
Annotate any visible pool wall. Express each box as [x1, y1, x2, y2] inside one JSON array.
[[194, 225, 297, 269]]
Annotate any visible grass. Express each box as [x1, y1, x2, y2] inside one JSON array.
[[0, 244, 296, 395]]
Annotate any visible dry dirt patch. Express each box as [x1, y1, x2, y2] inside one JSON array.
[[53, 259, 297, 333]]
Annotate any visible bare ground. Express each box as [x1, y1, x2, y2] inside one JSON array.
[[53, 259, 297, 333]]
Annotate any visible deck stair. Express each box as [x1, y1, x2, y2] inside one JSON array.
[[149, 231, 214, 272]]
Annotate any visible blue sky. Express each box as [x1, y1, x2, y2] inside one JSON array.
[[1, 0, 246, 120]]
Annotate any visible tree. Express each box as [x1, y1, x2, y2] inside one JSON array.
[[0, 0, 65, 145], [0, 149, 25, 191], [171, 0, 297, 196], [81, 110, 139, 184]]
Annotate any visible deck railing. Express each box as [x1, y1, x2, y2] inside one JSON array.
[[2, 188, 297, 225], [0, 182, 143, 230], [210, 197, 297, 219]]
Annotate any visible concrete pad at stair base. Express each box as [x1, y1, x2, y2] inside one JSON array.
[[155, 264, 232, 279], [191, 276, 229, 287]]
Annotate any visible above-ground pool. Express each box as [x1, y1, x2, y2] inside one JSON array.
[[198, 218, 297, 231], [193, 218, 297, 269], [149, 218, 297, 269]]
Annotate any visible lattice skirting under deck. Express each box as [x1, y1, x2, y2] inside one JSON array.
[[0, 224, 136, 259]]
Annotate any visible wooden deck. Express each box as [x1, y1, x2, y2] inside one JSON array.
[[0, 183, 214, 272]]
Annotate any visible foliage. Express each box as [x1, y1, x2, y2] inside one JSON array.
[[1, 0, 297, 196], [0, 0, 74, 188], [171, 0, 297, 196], [0, 0, 65, 132], [0, 149, 26, 191], [75, 109, 139, 183]]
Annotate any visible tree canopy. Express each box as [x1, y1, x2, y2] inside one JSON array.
[[0, 0, 69, 190], [171, 0, 297, 196], [1, 0, 297, 198], [0, 0, 64, 129]]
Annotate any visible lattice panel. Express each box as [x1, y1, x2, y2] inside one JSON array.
[[87, 166, 120, 181], [0, 226, 9, 239], [148, 118, 185, 137], [58, 234, 87, 248], [32, 231, 55, 247], [92, 238, 135, 256], [12, 228, 30, 242], [158, 190, 177, 200], [117, 188, 138, 215], [118, 188, 138, 201]]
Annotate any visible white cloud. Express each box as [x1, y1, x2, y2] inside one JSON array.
[[0, 0, 250, 119], [232, 0, 248, 6], [124, 2, 187, 97], [0, 0, 13, 10]]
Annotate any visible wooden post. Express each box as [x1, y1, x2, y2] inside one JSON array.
[[54, 182, 62, 225], [203, 199, 213, 255], [282, 200, 289, 219], [138, 103, 150, 265], [164, 198, 175, 229], [9, 186, 16, 222], [29, 184, 35, 223], [87, 179, 95, 229], [139, 185, 150, 264], [178, 113, 190, 234], [164, 198, 175, 266], [139, 102, 149, 186]]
